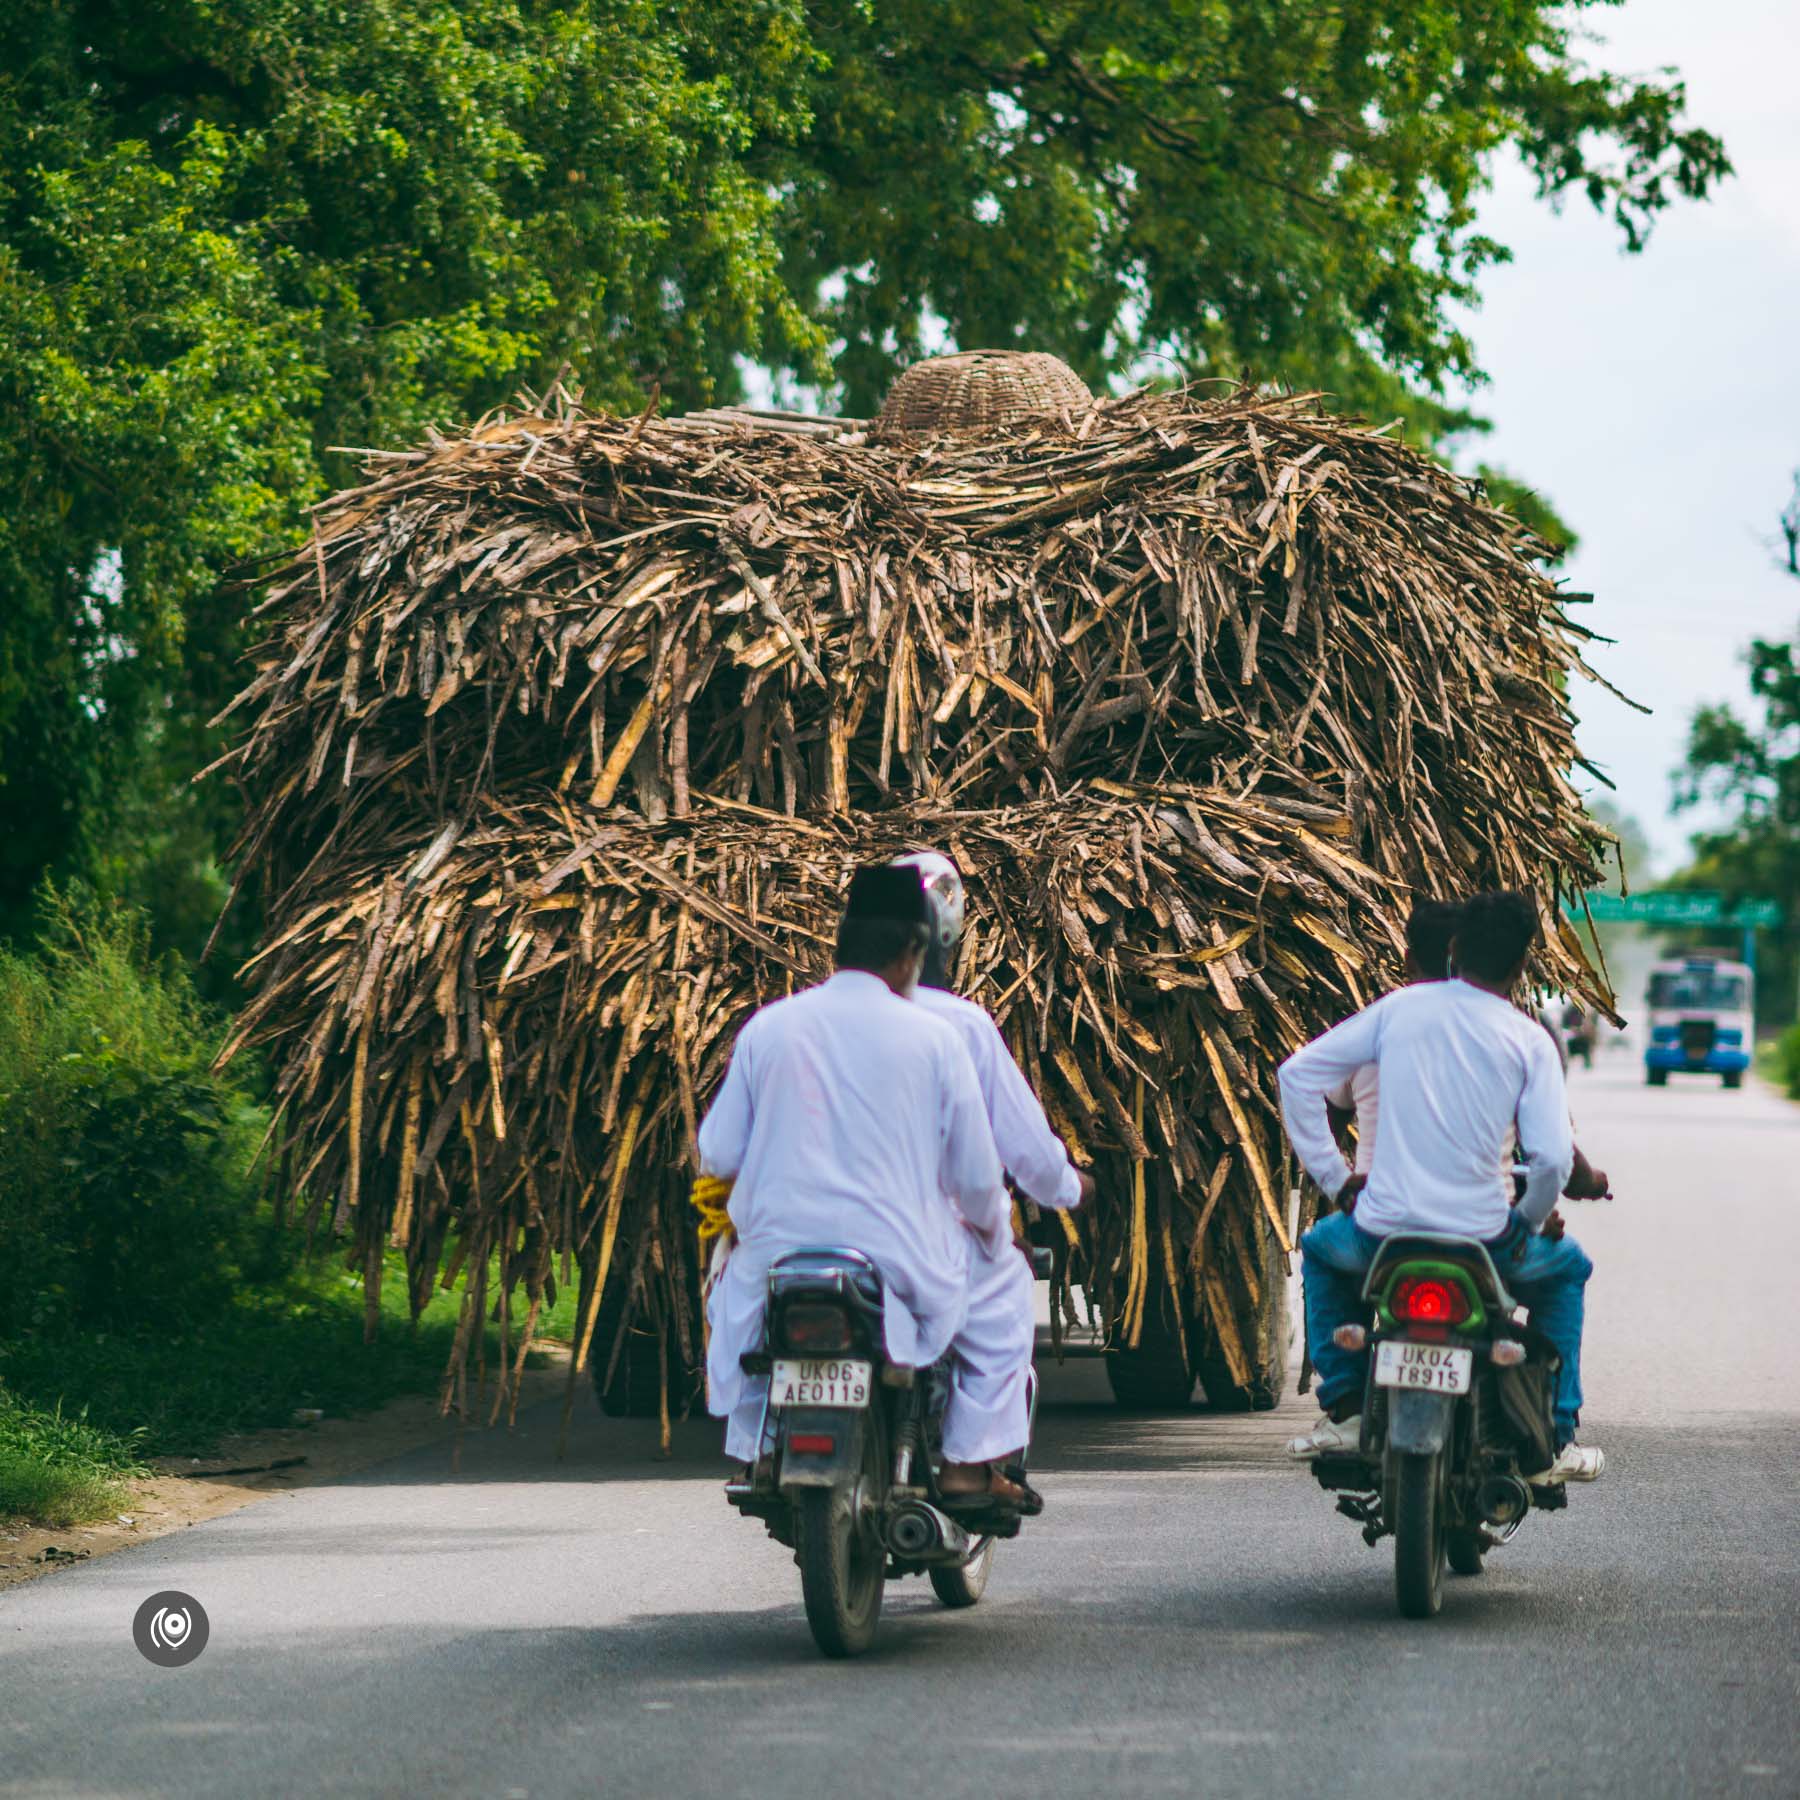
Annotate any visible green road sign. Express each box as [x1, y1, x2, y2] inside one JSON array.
[[1566, 891, 1782, 928]]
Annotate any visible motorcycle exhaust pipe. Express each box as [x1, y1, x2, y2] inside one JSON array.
[[1477, 1474, 1531, 1527], [886, 1500, 971, 1560]]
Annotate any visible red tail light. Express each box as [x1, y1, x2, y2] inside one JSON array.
[[779, 1302, 855, 1353], [1390, 1274, 1471, 1327], [788, 1433, 837, 1455]]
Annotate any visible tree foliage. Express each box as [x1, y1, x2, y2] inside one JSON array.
[[0, 0, 1728, 943], [1677, 635, 1800, 1023], [778, 1, 1729, 415]]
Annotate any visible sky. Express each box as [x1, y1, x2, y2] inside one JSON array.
[[1458, 0, 1800, 875]]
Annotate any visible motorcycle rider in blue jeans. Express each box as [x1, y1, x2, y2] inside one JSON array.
[[1278, 891, 1605, 1485]]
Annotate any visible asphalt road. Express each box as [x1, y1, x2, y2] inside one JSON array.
[[5, 1054, 1798, 1800]]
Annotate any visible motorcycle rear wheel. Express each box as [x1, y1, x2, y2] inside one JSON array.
[[928, 1536, 994, 1609], [796, 1422, 886, 1658], [1393, 1450, 1447, 1618]]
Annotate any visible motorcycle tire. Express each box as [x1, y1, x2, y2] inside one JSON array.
[[796, 1422, 886, 1658], [1723, 1070, 1743, 1090], [928, 1536, 995, 1609], [1393, 1450, 1447, 1619], [1446, 1528, 1486, 1577], [1646, 1067, 1669, 1087]]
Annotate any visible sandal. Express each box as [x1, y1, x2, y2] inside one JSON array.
[[939, 1464, 1045, 1518]]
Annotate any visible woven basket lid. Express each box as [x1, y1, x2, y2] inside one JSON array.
[[871, 350, 1093, 442]]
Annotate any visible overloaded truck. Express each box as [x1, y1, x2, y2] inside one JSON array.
[[213, 352, 1613, 1436]]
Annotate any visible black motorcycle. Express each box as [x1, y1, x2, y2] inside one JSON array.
[[1308, 1229, 1570, 1618], [726, 1246, 1036, 1657]]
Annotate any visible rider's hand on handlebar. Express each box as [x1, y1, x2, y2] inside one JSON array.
[[1563, 1146, 1612, 1201], [1564, 1166, 1613, 1201]]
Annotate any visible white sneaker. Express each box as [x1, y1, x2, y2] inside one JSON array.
[[1529, 1442, 1605, 1486], [1285, 1415, 1364, 1459]]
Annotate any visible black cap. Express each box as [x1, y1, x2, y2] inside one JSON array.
[[843, 863, 929, 924]]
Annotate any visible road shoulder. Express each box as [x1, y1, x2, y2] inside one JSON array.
[[0, 1346, 573, 1592]]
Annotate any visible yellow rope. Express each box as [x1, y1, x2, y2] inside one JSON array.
[[690, 1173, 735, 1250]]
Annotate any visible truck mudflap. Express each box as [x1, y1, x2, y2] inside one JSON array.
[[1385, 1387, 1455, 1455]]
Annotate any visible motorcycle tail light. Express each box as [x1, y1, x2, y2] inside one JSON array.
[[1331, 1324, 1367, 1351], [779, 1302, 855, 1353], [1490, 1339, 1526, 1367], [1390, 1274, 1471, 1327], [788, 1433, 836, 1455]]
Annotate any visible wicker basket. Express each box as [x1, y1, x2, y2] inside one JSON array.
[[871, 350, 1093, 442]]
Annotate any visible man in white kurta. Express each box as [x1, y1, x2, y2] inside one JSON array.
[[886, 852, 1091, 1470], [699, 947, 1023, 1470], [916, 983, 1088, 1459]]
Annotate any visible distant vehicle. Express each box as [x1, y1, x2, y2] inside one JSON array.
[[1643, 955, 1754, 1089]]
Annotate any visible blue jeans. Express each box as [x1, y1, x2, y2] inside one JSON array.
[[1301, 1210, 1592, 1445]]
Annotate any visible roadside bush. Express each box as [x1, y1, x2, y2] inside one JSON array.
[[0, 895, 273, 1339], [1778, 1024, 1800, 1100]]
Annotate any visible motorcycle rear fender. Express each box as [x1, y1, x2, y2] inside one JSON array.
[[1386, 1387, 1455, 1455], [776, 1405, 870, 1490]]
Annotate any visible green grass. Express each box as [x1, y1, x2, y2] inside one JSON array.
[[0, 1246, 583, 1526], [0, 1389, 146, 1528]]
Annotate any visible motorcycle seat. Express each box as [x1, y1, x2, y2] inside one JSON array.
[[1362, 1232, 1517, 1315]]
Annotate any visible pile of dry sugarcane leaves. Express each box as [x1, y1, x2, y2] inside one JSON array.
[[211, 378, 1623, 1445]]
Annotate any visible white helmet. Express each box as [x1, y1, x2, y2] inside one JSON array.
[[890, 850, 965, 968]]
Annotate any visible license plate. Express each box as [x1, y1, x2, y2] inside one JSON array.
[[1375, 1340, 1472, 1395], [769, 1358, 872, 1408]]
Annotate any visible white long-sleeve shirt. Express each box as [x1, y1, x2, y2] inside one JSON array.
[[1278, 979, 1573, 1238], [913, 987, 1084, 1211], [1324, 1065, 1382, 1175], [697, 969, 1009, 1377]]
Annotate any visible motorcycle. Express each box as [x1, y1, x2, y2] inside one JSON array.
[[725, 1246, 1038, 1657], [1308, 1229, 1570, 1618]]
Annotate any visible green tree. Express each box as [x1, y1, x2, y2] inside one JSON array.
[[1676, 636, 1800, 1026], [774, 1, 1729, 418], [0, 0, 823, 948], [0, 0, 1728, 943]]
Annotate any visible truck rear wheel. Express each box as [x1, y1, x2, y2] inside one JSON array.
[[1105, 1290, 1197, 1410], [587, 1281, 665, 1418], [1105, 1332, 1196, 1409]]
